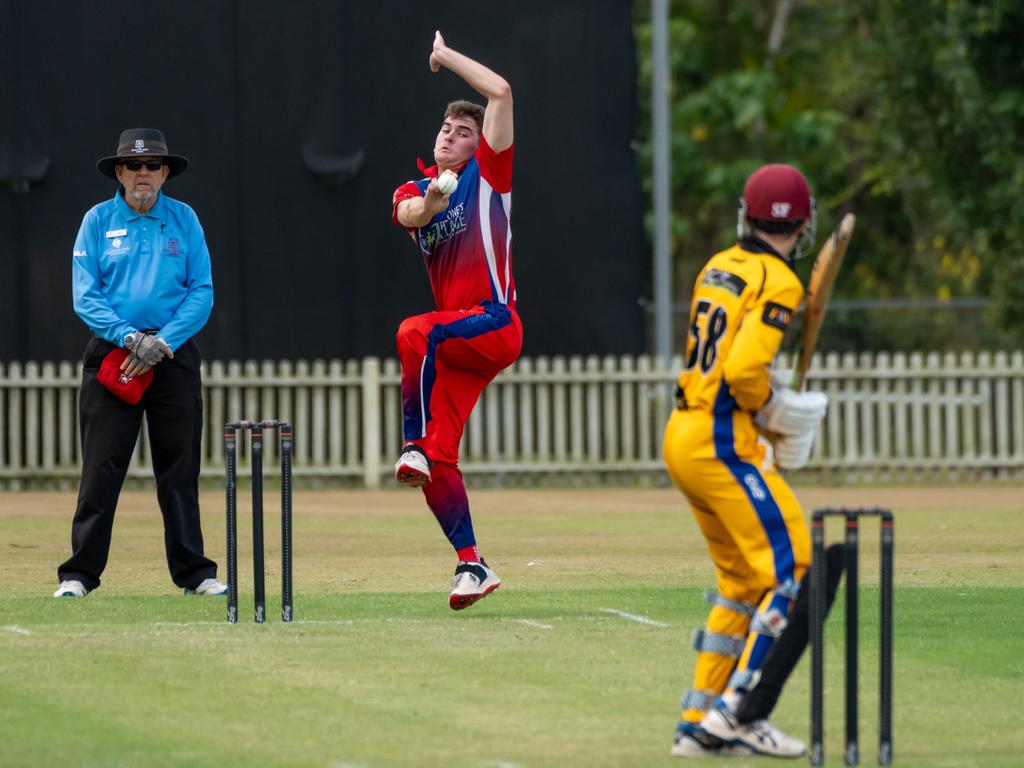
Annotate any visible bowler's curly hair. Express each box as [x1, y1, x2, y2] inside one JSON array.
[[444, 100, 485, 133]]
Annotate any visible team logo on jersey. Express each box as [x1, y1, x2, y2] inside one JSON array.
[[701, 269, 747, 296], [762, 301, 793, 331], [165, 238, 181, 255], [418, 202, 467, 253]]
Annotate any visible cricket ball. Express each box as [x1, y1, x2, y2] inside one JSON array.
[[437, 170, 458, 195]]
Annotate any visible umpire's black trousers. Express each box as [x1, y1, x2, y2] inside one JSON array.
[[57, 336, 217, 591]]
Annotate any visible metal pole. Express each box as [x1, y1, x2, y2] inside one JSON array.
[[251, 423, 266, 624], [879, 511, 895, 765], [845, 511, 860, 766], [280, 423, 294, 622], [651, 0, 673, 363], [225, 424, 238, 624], [810, 510, 826, 766]]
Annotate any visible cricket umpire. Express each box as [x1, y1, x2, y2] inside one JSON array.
[[54, 128, 225, 598]]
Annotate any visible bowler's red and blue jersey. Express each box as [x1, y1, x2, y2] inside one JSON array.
[[392, 135, 515, 311]]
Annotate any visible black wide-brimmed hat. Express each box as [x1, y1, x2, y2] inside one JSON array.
[[97, 128, 190, 179]]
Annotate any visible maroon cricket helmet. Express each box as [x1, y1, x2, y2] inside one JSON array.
[[741, 164, 813, 222]]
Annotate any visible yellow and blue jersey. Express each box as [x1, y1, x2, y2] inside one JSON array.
[[674, 236, 803, 458], [664, 236, 811, 723]]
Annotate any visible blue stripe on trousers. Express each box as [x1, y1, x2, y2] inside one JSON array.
[[711, 386, 796, 586], [747, 592, 793, 670], [406, 303, 513, 440]]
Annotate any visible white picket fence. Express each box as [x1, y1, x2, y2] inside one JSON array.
[[0, 351, 1022, 488]]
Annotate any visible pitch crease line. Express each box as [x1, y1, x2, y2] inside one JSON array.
[[3, 625, 32, 635], [294, 620, 356, 625], [153, 619, 445, 628], [598, 608, 670, 627], [517, 619, 554, 630]]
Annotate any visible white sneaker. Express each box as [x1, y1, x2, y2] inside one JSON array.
[[449, 560, 501, 610], [671, 722, 753, 758], [395, 447, 431, 487], [184, 578, 228, 596], [702, 703, 806, 758], [53, 580, 88, 598]]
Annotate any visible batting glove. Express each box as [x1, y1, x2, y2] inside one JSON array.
[[756, 388, 828, 436], [773, 429, 817, 470]]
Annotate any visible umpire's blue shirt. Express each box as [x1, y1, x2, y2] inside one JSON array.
[[72, 190, 213, 351]]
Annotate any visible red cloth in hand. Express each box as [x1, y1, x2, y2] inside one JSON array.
[[96, 347, 153, 404]]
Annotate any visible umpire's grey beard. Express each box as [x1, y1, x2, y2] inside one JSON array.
[[120, 184, 159, 214], [127, 188, 154, 203]]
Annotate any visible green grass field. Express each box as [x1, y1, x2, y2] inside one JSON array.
[[1, 486, 1022, 767]]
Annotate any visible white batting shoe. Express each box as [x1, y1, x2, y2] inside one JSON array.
[[184, 578, 228, 596], [449, 560, 501, 610], [702, 703, 805, 758], [395, 446, 431, 487], [53, 580, 88, 598], [671, 722, 753, 757]]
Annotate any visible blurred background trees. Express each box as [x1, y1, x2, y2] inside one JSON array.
[[635, 0, 1024, 351]]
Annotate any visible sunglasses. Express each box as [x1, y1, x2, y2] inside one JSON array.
[[121, 160, 165, 172]]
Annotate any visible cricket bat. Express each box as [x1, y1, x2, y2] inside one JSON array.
[[792, 212, 856, 390]]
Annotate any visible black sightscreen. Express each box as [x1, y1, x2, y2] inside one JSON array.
[[0, 0, 645, 361]]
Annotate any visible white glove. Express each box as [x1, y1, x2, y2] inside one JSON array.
[[773, 429, 816, 470], [769, 368, 795, 391], [756, 388, 828, 436]]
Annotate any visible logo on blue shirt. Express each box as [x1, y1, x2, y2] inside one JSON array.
[[419, 202, 467, 253]]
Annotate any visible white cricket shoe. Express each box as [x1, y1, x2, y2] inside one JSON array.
[[395, 447, 431, 487], [702, 703, 806, 758], [53, 580, 88, 598], [671, 722, 753, 758], [449, 560, 501, 610], [184, 578, 228, 596]]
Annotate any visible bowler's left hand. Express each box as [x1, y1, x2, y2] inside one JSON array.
[[429, 30, 446, 72]]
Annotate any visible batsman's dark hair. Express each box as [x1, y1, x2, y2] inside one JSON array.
[[752, 218, 804, 235], [445, 100, 485, 133]]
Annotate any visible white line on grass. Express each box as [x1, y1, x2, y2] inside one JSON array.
[[598, 608, 670, 628], [153, 621, 224, 627], [516, 619, 554, 630], [294, 620, 356, 625], [3, 625, 32, 635], [159, 619, 448, 627], [60, 615, 551, 632]]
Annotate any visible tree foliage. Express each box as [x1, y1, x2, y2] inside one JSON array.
[[635, 0, 1024, 350]]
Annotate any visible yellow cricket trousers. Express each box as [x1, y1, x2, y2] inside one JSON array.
[[663, 408, 810, 722]]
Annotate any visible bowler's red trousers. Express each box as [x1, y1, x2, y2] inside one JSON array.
[[396, 302, 522, 551]]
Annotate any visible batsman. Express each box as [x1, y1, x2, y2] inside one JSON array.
[[664, 164, 839, 758]]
